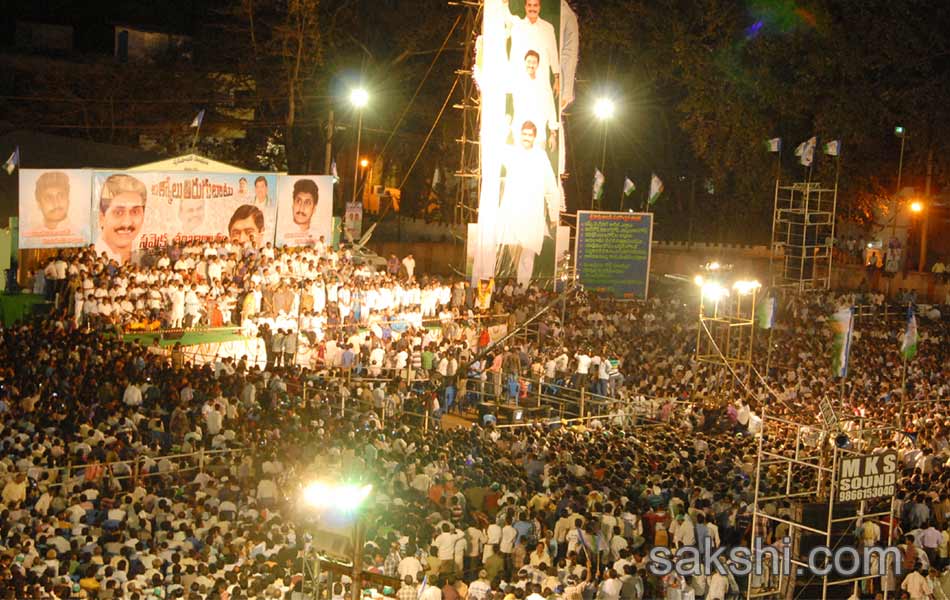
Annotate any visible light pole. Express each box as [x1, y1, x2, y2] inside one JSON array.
[[350, 88, 369, 205], [593, 97, 615, 210], [890, 126, 907, 241], [302, 481, 373, 600]]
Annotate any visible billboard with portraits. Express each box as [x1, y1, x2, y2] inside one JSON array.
[[92, 171, 278, 264], [18, 169, 93, 249], [274, 175, 334, 247], [472, 0, 564, 287]]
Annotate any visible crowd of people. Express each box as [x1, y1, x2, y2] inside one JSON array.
[[4, 242, 950, 600]]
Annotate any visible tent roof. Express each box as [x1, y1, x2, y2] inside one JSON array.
[[128, 153, 250, 173]]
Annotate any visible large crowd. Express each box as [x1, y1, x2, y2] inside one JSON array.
[[3, 240, 950, 600]]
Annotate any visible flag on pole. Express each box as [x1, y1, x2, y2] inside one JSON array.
[[2, 146, 19, 175], [757, 296, 777, 329], [623, 177, 636, 197], [901, 306, 918, 360], [823, 140, 841, 156], [331, 160, 339, 183], [190, 109, 205, 128], [648, 173, 664, 206], [765, 137, 782, 153], [432, 166, 442, 189], [830, 306, 855, 378], [795, 136, 817, 166], [592, 169, 605, 202]]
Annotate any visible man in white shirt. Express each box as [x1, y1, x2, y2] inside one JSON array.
[[435, 523, 464, 573], [495, 121, 560, 287], [397, 546, 424, 583], [507, 0, 560, 97]]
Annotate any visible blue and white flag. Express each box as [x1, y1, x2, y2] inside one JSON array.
[[2, 146, 19, 175], [901, 305, 918, 360], [757, 296, 777, 329], [592, 169, 605, 201], [190, 109, 205, 128], [795, 136, 817, 166], [648, 173, 664, 206], [831, 306, 855, 378]]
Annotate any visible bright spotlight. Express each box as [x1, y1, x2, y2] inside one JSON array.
[[360, 158, 370, 168], [593, 98, 616, 121], [302, 481, 373, 511], [350, 88, 369, 109], [733, 280, 761, 295], [910, 201, 923, 213], [302, 482, 331, 508], [694, 275, 704, 287], [708, 261, 721, 271], [701, 282, 728, 302]]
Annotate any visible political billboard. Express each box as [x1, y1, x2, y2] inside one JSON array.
[[92, 171, 278, 264], [274, 175, 334, 247], [18, 169, 93, 249], [472, 0, 564, 287]]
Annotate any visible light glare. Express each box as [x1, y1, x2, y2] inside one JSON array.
[[302, 481, 373, 511], [350, 88, 369, 108], [593, 98, 616, 121], [733, 280, 761, 295], [910, 201, 923, 213], [701, 282, 728, 302]]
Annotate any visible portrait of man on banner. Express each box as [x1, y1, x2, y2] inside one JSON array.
[[495, 120, 560, 287], [228, 204, 266, 250], [275, 175, 333, 247], [18, 169, 92, 249], [95, 174, 148, 264]]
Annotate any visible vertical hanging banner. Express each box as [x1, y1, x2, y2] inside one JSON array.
[[275, 175, 335, 247], [92, 171, 278, 264], [575, 211, 654, 299], [343, 200, 364, 243], [18, 169, 93, 249], [472, 0, 563, 287]]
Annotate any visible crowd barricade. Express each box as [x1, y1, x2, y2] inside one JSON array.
[[36, 448, 246, 493]]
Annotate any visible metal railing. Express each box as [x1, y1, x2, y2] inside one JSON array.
[[35, 447, 245, 493]]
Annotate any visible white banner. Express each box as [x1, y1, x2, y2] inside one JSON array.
[[92, 171, 279, 264], [18, 169, 92, 249], [275, 175, 334, 247]]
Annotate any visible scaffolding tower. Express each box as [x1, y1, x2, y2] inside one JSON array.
[[747, 412, 897, 600], [694, 279, 759, 392], [769, 181, 838, 291], [451, 0, 482, 229]]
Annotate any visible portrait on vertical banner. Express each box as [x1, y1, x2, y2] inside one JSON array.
[[18, 169, 92, 249], [275, 175, 334, 247], [473, 0, 563, 287]]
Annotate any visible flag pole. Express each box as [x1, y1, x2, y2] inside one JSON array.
[[899, 301, 911, 431], [190, 121, 202, 153], [899, 354, 907, 431]]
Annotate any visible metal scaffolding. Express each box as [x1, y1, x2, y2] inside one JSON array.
[[747, 412, 897, 600], [769, 181, 838, 292], [450, 0, 482, 229], [694, 279, 759, 396]]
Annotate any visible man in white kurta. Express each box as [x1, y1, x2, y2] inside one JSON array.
[[496, 121, 560, 287], [510, 50, 558, 152], [507, 0, 560, 97]]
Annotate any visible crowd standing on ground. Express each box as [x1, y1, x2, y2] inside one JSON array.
[[4, 241, 950, 599]]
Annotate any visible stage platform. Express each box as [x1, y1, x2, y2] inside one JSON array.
[[123, 327, 250, 348], [0, 293, 51, 325]]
